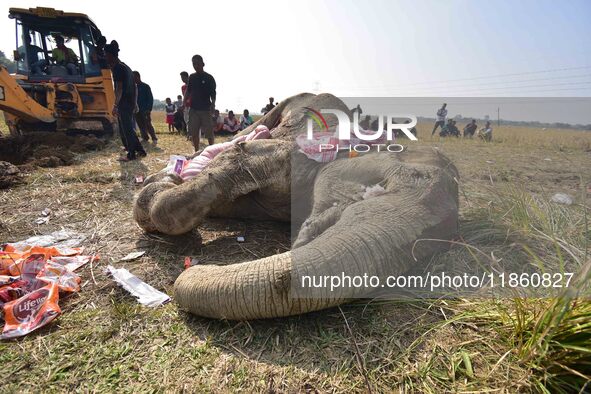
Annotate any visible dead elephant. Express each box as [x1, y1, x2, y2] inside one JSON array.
[[134, 93, 459, 320]]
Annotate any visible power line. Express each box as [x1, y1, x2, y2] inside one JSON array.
[[328, 65, 591, 90], [359, 98, 591, 106], [334, 74, 591, 92], [333, 81, 591, 96], [405, 80, 591, 95]]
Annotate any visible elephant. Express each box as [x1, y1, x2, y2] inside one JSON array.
[[134, 93, 459, 320]]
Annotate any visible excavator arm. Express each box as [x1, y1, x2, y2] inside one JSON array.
[[0, 65, 55, 123]]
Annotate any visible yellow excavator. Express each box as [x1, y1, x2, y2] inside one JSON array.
[[0, 7, 116, 136]]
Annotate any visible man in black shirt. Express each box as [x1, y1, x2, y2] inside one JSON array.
[[133, 71, 158, 145], [184, 54, 216, 152], [105, 41, 146, 161]]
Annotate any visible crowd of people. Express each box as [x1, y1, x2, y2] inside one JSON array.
[[106, 42, 494, 162], [431, 103, 494, 141], [157, 67, 272, 152], [348, 103, 494, 142], [100, 40, 277, 160]]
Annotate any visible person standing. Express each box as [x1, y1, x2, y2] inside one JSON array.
[[90, 35, 108, 70], [351, 104, 363, 117], [184, 55, 216, 151], [432, 103, 448, 135], [174, 95, 187, 133], [165, 98, 176, 133], [180, 71, 191, 135], [262, 97, 275, 114], [133, 71, 157, 145], [180, 71, 189, 98], [105, 41, 146, 161]]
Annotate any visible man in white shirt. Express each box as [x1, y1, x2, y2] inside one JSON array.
[[431, 103, 448, 135]]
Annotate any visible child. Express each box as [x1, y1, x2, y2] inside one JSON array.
[[165, 97, 176, 132]]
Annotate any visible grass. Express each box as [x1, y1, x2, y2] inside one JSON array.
[[0, 112, 590, 392]]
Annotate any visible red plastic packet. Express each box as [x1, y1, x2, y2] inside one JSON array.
[[8, 253, 47, 280], [1, 282, 61, 340], [0, 275, 20, 287], [0, 279, 29, 309]]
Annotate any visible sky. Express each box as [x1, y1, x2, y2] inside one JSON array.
[[1, 0, 590, 121]]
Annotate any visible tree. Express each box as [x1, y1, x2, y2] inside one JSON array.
[[0, 50, 16, 73]]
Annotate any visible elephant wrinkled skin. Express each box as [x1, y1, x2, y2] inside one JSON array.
[[134, 93, 459, 320]]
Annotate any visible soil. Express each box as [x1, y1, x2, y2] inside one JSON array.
[[0, 161, 21, 189], [0, 132, 107, 170]]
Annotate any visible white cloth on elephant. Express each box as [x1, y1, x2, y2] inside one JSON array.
[[179, 125, 271, 181]]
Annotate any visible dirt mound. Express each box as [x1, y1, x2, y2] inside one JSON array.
[[0, 161, 22, 189], [0, 132, 106, 168]]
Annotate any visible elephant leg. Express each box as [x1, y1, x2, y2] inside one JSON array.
[[293, 205, 343, 248]]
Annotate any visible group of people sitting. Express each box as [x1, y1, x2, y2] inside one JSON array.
[[439, 119, 493, 141], [212, 109, 253, 134], [164, 101, 254, 136], [432, 103, 493, 141]]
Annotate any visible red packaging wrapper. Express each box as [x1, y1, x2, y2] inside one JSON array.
[[1, 282, 61, 340]]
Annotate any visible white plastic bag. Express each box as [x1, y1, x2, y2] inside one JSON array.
[[106, 265, 170, 307]]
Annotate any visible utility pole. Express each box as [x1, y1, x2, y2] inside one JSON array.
[[497, 107, 500, 127]]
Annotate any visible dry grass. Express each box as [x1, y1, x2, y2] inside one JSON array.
[[0, 112, 590, 392]]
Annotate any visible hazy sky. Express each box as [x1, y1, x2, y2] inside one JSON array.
[[1, 0, 590, 118]]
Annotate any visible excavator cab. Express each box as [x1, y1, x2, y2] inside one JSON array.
[[0, 7, 116, 135]]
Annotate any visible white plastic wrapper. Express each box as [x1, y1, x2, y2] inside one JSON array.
[[551, 193, 574, 205], [106, 265, 170, 307], [7, 230, 86, 253]]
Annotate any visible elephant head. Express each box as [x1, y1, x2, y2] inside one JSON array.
[[134, 93, 459, 320]]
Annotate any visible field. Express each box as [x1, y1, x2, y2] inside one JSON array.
[[1, 111, 590, 393]]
